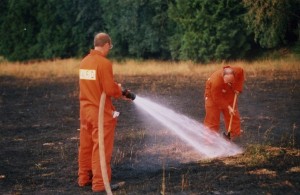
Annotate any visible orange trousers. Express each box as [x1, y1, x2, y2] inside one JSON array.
[[78, 117, 116, 191], [204, 104, 241, 138]]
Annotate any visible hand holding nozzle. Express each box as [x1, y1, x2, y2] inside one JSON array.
[[121, 88, 136, 101]]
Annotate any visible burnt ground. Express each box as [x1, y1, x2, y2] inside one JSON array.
[[0, 72, 299, 194]]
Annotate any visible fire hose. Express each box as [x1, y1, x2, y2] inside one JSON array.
[[98, 92, 112, 195], [98, 89, 135, 194]]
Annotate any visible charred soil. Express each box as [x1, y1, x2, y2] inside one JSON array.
[[0, 72, 299, 194]]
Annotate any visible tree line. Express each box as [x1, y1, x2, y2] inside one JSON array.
[[0, 0, 299, 62]]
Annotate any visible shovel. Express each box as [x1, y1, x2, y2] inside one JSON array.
[[224, 92, 238, 140]]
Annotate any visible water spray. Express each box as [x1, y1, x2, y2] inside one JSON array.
[[134, 95, 243, 159]]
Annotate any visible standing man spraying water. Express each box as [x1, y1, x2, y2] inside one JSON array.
[[204, 66, 245, 140], [78, 32, 128, 192]]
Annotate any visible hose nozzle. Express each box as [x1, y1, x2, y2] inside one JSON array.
[[122, 88, 136, 100]]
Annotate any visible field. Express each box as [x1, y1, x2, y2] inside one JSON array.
[[0, 57, 299, 194]]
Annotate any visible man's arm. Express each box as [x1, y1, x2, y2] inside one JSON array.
[[233, 67, 245, 93], [99, 60, 122, 98]]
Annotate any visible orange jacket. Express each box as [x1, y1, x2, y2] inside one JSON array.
[[205, 66, 244, 109], [79, 49, 122, 124]]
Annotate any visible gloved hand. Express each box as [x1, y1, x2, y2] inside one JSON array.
[[121, 88, 136, 100]]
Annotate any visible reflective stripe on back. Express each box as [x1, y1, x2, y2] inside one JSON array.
[[79, 69, 96, 80]]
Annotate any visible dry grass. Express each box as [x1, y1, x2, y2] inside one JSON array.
[[0, 56, 299, 79], [114, 57, 300, 78], [220, 144, 300, 167], [0, 59, 79, 79]]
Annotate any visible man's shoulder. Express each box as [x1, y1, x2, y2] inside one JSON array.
[[211, 69, 223, 79], [232, 66, 244, 77], [209, 70, 223, 86], [81, 53, 112, 67], [99, 56, 112, 64], [232, 66, 243, 70]]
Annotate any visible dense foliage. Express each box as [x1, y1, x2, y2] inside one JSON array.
[[168, 0, 251, 62], [243, 0, 299, 48], [0, 0, 299, 62]]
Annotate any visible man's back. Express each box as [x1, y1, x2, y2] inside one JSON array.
[[80, 50, 106, 109]]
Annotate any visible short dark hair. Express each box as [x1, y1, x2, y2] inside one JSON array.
[[94, 33, 111, 47]]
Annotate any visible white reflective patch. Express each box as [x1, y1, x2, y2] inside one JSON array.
[[112, 111, 120, 118], [79, 69, 96, 80]]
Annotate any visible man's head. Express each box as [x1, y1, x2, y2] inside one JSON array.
[[94, 32, 113, 56], [223, 66, 235, 83]]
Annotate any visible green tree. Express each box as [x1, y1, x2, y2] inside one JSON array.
[[0, 0, 40, 61], [0, 0, 105, 61], [35, 0, 79, 59], [100, 0, 172, 60], [68, 0, 105, 57], [243, 0, 300, 48], [35, 0, 105, 59], [168, 0, 251, 62]]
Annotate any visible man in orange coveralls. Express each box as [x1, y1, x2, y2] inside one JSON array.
[[204, 66, 245, 140], [78, 32, 127, 192]]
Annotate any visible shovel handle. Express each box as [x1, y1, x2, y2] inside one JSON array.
[[228, 92, 238, 133]]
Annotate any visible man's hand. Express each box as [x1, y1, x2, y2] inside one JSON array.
[[118, 83, 122, 89], [228, 105, 235, 116], [234, 90, 240, 95], [121, 95, 133, 102], [118, 83, 131, 101], [121, 88, 133, 101]]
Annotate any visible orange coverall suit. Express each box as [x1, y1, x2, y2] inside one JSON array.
[[204, 66, 245, 138], [78, 49, 122, 191]]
